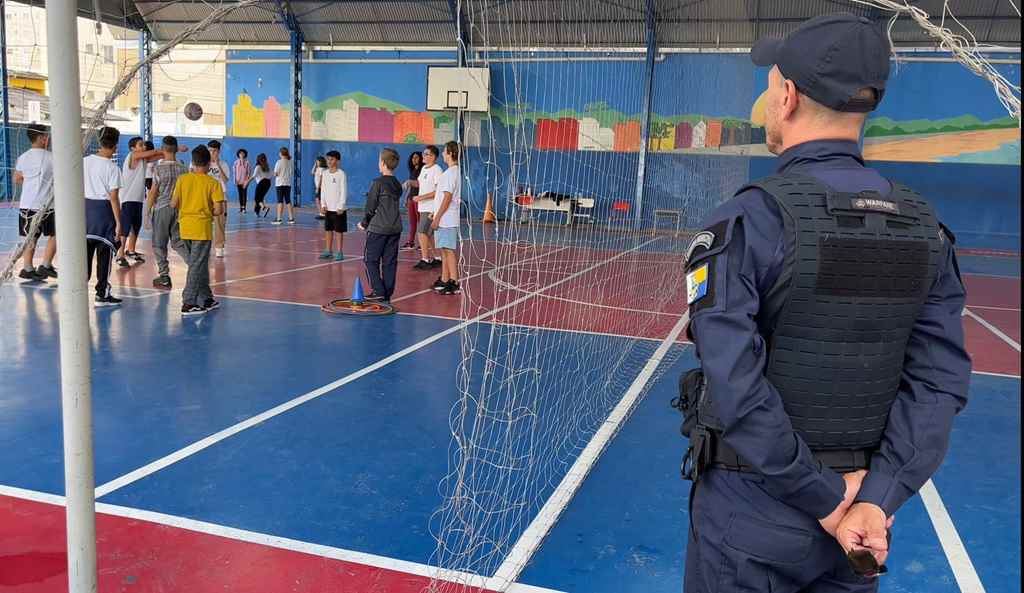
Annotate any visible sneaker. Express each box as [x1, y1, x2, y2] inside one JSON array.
[[36, 264, 58, 279], [95, 294, 123, 307], [430, 259, 443, 268], [441, 280, 461, 295], [272, 219, 283, 225], [203, 299, 221, 310], [117, 257, 131, 268], [319, 250, 333, 260], [215, 248, 225, 258], [432, 277, 447, 291], [181, 304, 207, 316], [288, 219, 297, 225], [401, 242, 415, 251], [413, 260, 431, 270], [333, 252, 345, 261], [18, 268, 45, 281], [364, 293, 385, 302], [152, 275, 172, 289], [128, 251, 146, 263]]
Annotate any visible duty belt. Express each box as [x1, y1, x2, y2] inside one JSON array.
[[711, 437, 872, 475]]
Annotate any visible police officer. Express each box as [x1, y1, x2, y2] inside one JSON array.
[[678, 13, 971, 593]]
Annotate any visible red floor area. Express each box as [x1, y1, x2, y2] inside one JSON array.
[[0, 495, 494, 593], [963, 275, 1021, 309]]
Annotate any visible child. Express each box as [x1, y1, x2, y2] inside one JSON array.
[[312, 155, 327, 220], [84, 126, 124, 307], [272, 147, 295, 225], [146, 135, 190, 289], [233, 148, 253, 213], [412, 144, 443, 270], [432, 141, 463, 295], [402, 151, 423, 250], [13, 124, 57, 281], [357, 148, 403, 302], [115, 136, 163, 268], [206, 139, 231, 257], [319, 150, 348, 261], [252, 153, 273, 217], [171, 145, 226, 315]]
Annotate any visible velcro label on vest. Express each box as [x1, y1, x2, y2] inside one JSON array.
[[850, 197, 899, 214]]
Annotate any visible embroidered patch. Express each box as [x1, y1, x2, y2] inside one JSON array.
[[686, 231, 716, 262], [687, 263, 709, 305], [851, 197, 899, 214]]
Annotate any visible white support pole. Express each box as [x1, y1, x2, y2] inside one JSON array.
[[45, 1, 98, 592]]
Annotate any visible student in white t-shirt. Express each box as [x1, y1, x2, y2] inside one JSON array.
[[272, 147, 296, 225], [318, 150, 348, 261], [206, 139, 231, 257], [431, 141, 463, 295], [84, 127, 124, 307], [116, 136, 167, 268], [412, 144, 444, 270], [13, 125, 57, 281]]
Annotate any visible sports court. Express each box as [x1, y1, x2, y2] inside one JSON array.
[[0, 1, 1021, 592]]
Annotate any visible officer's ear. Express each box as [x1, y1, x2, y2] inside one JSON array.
[[780, 78, 801, 121]]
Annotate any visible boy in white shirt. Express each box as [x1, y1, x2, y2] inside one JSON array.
[[206, 139, 231, 257], [84, 127, 124, 307], [319, 150, 348, 261], [13, 124, 57, 281], [116, 136, 165, 268], [431, 141, 463, 295], [412, 145, 443, 270]]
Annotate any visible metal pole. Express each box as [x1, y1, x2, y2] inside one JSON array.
[[635, 0, 656, 228], [139, 29, 153, 140], [44, 2, 97, 592], [1, 0, 13, 202], [290, 29, 302, 207]]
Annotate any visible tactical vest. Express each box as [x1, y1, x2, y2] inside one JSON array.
[[740, 174, 944, 451]]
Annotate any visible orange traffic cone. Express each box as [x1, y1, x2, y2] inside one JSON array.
[[483, 192, 497, 224]]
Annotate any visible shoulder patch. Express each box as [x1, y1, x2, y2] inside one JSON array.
[[686, 231, 715, 261], [686, 263, 710, 305], [685, 219, 731, 267]]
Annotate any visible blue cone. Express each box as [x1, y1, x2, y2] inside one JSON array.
[[351, 276, 365, 303]]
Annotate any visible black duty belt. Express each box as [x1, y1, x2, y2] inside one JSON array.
[[711, 439, 872, 474]]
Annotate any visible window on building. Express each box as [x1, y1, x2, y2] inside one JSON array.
[[103, 45, 114, 63], [85, 43, 95, 55]]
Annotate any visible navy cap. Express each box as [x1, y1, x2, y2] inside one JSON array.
[[751, 13, 891, 112]]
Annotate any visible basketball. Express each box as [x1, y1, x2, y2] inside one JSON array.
[[183, 102, 204, 121]]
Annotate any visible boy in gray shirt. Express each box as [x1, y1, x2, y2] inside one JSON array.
[[146, 135, 189, 288]]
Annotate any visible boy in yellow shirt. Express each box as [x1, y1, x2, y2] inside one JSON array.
[[171, 145, 225, 315]]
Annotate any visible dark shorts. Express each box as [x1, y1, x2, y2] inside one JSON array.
[[120, 201, 144, 236], [19, 209, 56, 237], [325, 210, 348, 233], [417, 213, 434, 235], [276, 186, 291, 205]]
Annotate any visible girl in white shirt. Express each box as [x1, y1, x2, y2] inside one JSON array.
[[272, 147, 295, 225]]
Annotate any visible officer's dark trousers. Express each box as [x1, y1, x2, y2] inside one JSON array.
[[685, 469, 878, 593]]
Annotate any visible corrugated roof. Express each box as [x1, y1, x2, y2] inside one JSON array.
[[95, 0, 1020, 47]]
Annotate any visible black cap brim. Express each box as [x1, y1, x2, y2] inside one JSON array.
[[751, 38, 783, 67]]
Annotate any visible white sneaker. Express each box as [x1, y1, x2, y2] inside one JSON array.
[[215, 247, 225, 258]]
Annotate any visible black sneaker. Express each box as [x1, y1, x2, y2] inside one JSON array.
[[18, 268, 46, 281], [95, 294, 123, 307], [364, 293, 385, 302], [117, 257, 131, 268], [430, 259, 443, 268], [413, 260, 431, 270], [432, 277, 447, 291], [36, 264, 58, 279], [128, 251, 146, 263], [153, 275, 172, 289], [204, 299, 221, 310], [181, 304, 207, 316], [441, 281, 461, 295]]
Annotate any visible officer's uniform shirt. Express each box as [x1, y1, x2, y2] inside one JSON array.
[[688, 139, 971, 519]]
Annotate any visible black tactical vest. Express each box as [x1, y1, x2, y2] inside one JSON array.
[[739, 174, 944, 451]]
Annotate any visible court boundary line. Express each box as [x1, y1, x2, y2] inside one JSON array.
[[964, 307, 1021, 352], [94, 237, 660, 498], [490, 309, 692, 587], [919, 480, 989, 593], [0, 484, 563, 593]]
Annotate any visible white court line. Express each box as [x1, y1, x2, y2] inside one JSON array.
[[967, 304, 1020, 312], [0, 484, 563, 593], [964, 307, 1021, 352], [489, 269, 683, 317], [490, 308, 691, 588], [209, 256, 365, 288], [94, 237, 660, 498], [919, 480, 988, 593], [971, 369, 1021, 379]]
